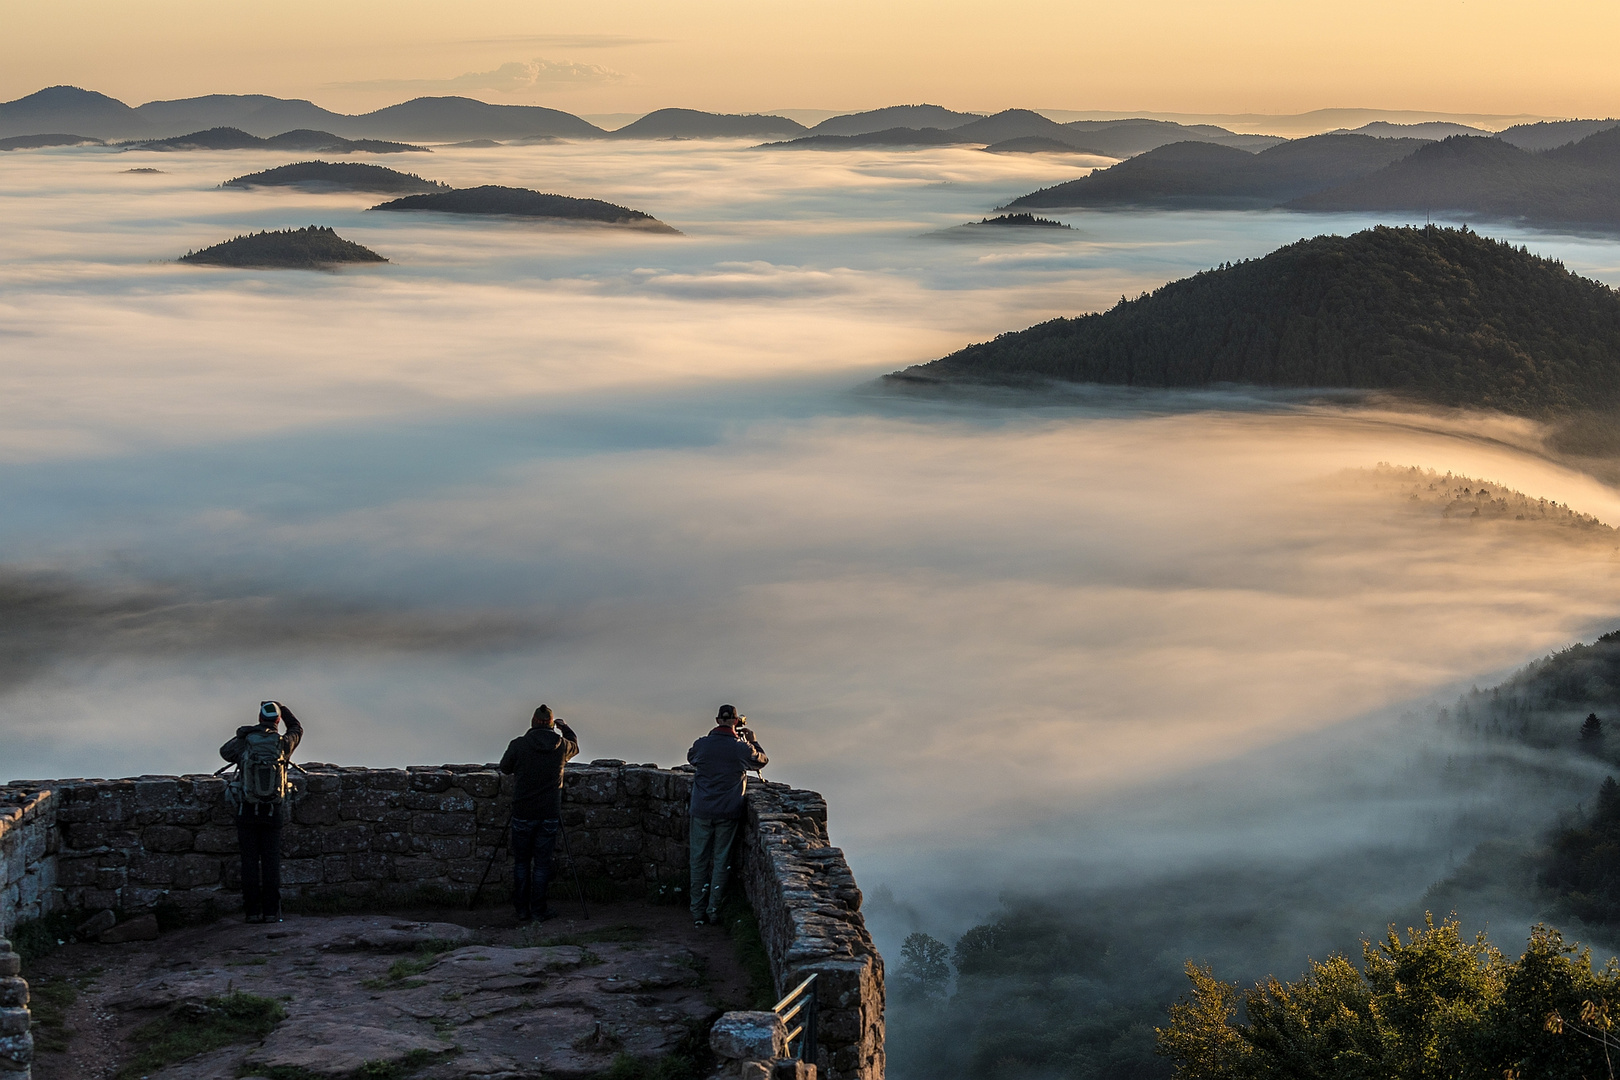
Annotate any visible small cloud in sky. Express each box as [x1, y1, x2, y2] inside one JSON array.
[[334, 57, 626, 95]]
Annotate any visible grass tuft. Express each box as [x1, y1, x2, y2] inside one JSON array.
[[119, 991, 284, 1079]]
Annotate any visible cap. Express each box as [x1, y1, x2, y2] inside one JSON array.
[[259, 701, 282, 725], [716, 704, 738, 722]]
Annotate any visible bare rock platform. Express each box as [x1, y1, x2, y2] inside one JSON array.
[[28, 902, 752, 1080]]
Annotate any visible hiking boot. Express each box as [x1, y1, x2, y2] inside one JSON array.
[[694, 919, 707, 929], [535, 911, 560, 923], [245, 914, 262, 924]]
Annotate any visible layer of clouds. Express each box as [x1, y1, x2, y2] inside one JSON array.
[[6, 140, 1620, 956], [333, 57, 626, 96]]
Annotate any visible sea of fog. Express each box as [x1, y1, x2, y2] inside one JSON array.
[[6, 140, 1620, 958]]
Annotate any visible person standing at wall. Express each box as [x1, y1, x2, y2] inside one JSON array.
[[687, 704, 768, 929], [498, 705, 579, 922], [220, 700, 303, 924]]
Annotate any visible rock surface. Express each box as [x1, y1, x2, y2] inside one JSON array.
[[31, 908, 744, 1080]]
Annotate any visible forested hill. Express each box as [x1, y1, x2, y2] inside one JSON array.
[[892, 226, 1620, 417]]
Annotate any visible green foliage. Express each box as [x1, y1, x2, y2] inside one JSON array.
[[119, 991, 285, 1079], [371, 186, 676, 232], [359, 940, 464, 989], [897, 932, 952, 1004], [1156, 917, 1620, 1079], [180, 226, 387, 269], [251, 1050, 451, 1080], [914, 226, 1620, 418], [223, 161, 448, 193], [9, 909, 83, 967], [27, 972, 97, 1054], [1542, 776, 1620, 924], [589, 1018, 711, 1080], [719, 891, 776, 1010]]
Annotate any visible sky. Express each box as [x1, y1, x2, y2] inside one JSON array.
[[4, 0, 1619, 118]]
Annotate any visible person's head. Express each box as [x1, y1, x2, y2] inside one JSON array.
[[716, 704, 738, 729], [258, 701, 282, 729], [532, 704, 555, 729]]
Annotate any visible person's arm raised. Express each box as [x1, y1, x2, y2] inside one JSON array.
[[278, 705, 304, 756]]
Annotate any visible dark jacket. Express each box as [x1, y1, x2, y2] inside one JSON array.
[[499, 723, 580, 819], [220, 707, 303, 818], [220, 706, 304, 764], [687, 727, 768, 820]]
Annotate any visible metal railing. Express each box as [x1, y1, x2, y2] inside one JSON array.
[[772, 972, 819, 1064]]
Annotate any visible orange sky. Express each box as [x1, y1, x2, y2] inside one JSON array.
[[5, 0, 1618, 118]]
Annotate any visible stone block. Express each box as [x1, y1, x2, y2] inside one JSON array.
[[142, 825, 194, 853], [193, 827, 238, 854], [292, 794, 340, 826], [99, 913, 159, 943], [280, 860, 321, 886], [0, 978, 24, 1009], [129, 853, 178, 886], [350, 853, 393, 880], [94, 866, 129, 891], [407, 770, 451, 793], [280, 829, 322, 859], [564, 769, 620, 804], [339, 798, 390, 822], [710, 1011, 787, 1061], [55, 857, 101, 887], [595, 828, 643, 856], [320, 827, 371, 854], [321, 855, 352, 883], [77, 909, 117, 938], [359, 770, 409, 791], [176, 854, 222, 888], [426, 836, 472, 860], [458, 772, 500, 798], [392, 856, 443, 882], [134, 778, 181, 809], [410, 812, 474, 836], [302, 773, 341, 794], [773, 1060, 816, 1080], [0, 1006, 28, 1036], [0, 1028, 33, 1070], [373, 831, 410, 853]]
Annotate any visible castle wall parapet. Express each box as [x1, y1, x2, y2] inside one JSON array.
[[0, 762, 882, 1080]]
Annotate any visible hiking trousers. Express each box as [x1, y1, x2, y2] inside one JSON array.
[[511, 816, 559, 919], [689, 815, 739, 922], [236, 807, 283, 918]]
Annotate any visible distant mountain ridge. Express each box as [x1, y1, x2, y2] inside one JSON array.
[[608, 108, 804, 139], [892, 226, 1620, 418], [127, 127, 426, 153], [1008, 134, 1430, 209], [1290, 132, 1620, 228]]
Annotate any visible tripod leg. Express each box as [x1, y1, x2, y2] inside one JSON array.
[[558, 819, 590, 920], [470, 811, 513, 911]]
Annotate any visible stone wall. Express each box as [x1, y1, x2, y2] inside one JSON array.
[[0, 761, 883, 1080], [0, 790, 54, 939]]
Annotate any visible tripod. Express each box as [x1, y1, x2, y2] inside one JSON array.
[[470, 810, 590, 920]]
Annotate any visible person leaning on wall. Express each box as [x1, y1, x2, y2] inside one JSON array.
[[686, 704, 768, 929], [498, 705, 580, 923], [220, 700, 303, 924]]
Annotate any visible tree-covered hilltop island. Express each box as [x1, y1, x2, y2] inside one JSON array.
[[369, 185, 680, 233], [892, 226, 1620, 417], [223, 161, 449, 194], [179, 226, 387, 269]]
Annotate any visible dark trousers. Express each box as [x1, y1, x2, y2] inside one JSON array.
[[236, 807, 284, 918], [511, 817, 559, 918], [689, 816, 739, 921]]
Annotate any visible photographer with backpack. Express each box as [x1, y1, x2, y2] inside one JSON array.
[[220, 700, 303, 924]]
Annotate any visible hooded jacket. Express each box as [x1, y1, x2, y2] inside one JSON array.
[[687, 727, 768, 820], [499, 723, 580, 819]]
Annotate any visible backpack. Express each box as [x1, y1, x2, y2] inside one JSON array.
[[234, 728, 290, 807]]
